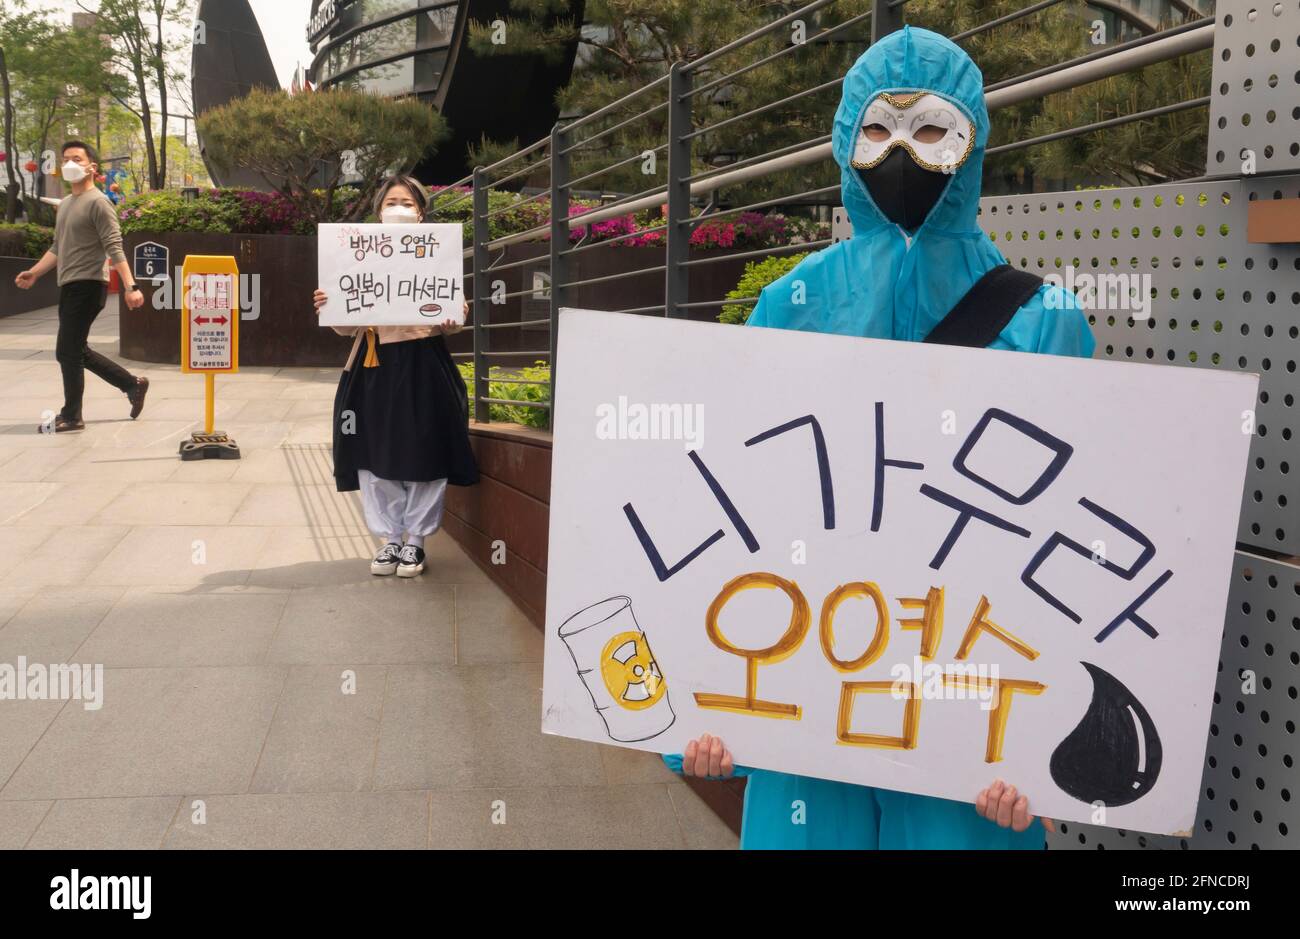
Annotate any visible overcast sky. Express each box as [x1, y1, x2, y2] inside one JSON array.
[[35, 0, 315, 91]]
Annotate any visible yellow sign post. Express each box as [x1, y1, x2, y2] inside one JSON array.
[[179, 255, 241, 460]]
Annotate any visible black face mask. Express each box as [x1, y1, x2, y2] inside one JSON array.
[[857, 147, 950, 233]]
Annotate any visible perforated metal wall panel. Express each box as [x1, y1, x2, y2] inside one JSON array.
[[1206, 1, 1300, 177], [978, 176, 1300, 556], [1043, 551, 1300, 849], [808, 0, 1298, 852]]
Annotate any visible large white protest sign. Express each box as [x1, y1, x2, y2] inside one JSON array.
[[541, 309, 1259, 835], [317, 223, 464, 327]]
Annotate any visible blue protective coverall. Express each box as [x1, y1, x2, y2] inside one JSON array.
[[663, 27, 1095, 850]]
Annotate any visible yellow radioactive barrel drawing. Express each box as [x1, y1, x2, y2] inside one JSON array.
[[557, 596, 676, 742]]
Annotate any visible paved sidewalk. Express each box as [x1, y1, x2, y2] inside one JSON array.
[[0, 300, 736, 849]]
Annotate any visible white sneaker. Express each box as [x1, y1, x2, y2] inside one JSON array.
[[396, 544, 426, 578], [370, 542, 402, 576]]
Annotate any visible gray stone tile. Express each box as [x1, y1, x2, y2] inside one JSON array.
[[45, 447, 188, 483], [161, 791, 428, 849], [0, 482, 60, 525], [139, 397, 248, 422], [454, 582, 543, 665], [266, 582, 454, 665], [249, 665, 386, 793], [229, 399, 295, 424], [372, 663, 606, 790], [0, 699, 67, 790], [76, 586, 289, 667], [229, 483, 365, 529], [419, 531, 491, 584], [0, 665, 286, 800], [225, 447, 304, 485], [600, 743, 680, 786], [0, 588, 39, 631], [84, 525, 272, 586], [246, 526, 382, 589], [26, 797, 181, 850], [0, 447, 79, 482], [426, 785, 686, 849], [5, 481, 128, 527], [0, 586, 126, 662], [93, 481, 253, 526], [1, 525, 130, 588], [0, 800, 52, 848], [0, 398, 58, 421]]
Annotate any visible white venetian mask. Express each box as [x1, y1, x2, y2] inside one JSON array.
[[850, 91, 976, 174]]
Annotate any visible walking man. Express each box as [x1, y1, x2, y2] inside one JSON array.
[[14, 140, 149, 433]]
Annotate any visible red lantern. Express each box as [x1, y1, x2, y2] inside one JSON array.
[[24, 161, 38, 174]]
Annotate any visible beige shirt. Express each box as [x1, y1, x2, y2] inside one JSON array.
[[333, 324, 440, 371], [54, 189, 125, 286]]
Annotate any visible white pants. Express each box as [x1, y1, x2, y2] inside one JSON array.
[[358, 470, 448, 542]]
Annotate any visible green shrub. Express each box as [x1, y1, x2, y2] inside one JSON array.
[[719, 252, 809, 325], [456, 360, 551, 430], [0, 223, 55, 259], [116, 190, 241, 234], [117, 187, 364, 235]]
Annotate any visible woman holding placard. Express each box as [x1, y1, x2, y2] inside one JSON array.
[[313, 175, 479, 577]]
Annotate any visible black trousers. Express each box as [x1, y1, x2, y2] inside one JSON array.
[[56, 280, 135, 420]]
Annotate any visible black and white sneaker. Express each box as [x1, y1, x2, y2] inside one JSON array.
[[370, 542, 403, 576], [396, 544, 426, 578]]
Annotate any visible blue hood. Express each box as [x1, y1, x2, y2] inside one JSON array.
[[834, 26, 989, 240], [747, 26, 1097, 357]]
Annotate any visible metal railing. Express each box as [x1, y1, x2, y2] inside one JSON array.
[[446, 0, 1220, 429]]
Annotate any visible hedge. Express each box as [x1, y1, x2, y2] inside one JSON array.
[[0, 223, 55, 260]]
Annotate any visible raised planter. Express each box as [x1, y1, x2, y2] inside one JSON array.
[[121, 232, 356, 368], [0, 256, 62, 318], [119, 230, 766, 368]]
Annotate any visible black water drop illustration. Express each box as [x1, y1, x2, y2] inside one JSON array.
[[1049, 661, 1162, 806]]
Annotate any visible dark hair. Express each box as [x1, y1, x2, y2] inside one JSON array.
[[62, 140, 100, 166], [372, 174, 427, 218]]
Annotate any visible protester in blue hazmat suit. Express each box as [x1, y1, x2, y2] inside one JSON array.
[[663, 26, 1094, 849]]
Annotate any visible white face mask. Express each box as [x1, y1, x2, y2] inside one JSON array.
[[380, 205, 420, 225], [62, 160, 89, 183]]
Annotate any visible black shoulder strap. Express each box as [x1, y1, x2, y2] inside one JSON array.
[[923, 264, 1044, 348]]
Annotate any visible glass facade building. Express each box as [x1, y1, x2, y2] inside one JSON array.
[[310, 1, 459, 97], [305, 0, 584, 181]]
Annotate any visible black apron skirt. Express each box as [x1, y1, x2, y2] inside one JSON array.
[[332, 334, 480, 492]]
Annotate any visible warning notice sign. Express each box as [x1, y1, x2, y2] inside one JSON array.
[[181, 256, 239, 374]]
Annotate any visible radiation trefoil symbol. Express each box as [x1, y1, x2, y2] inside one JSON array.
[[558, 596, 676, 742], [600, 631, 667, 710]]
